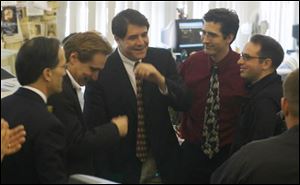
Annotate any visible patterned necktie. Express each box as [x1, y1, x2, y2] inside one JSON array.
[[135, 62, 148, 162], [201, 64, 220, 159]]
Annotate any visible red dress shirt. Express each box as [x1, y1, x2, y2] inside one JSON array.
[[179, 48, 247, 147]]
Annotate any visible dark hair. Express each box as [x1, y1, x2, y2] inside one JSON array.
[[250, 34, 284, 69], [112, 9, 149, 39], [15, 37, 61, 85], [63, 31, 112, 63], [204, 8, 239, 43], [283, 69, 299, 117]]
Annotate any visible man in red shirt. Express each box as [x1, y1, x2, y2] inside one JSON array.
[[179, 8, 246, 183]]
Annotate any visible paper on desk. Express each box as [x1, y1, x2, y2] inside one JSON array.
[[1, 78, 20, 98]]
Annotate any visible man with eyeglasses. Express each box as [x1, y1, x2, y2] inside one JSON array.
[[1, 37, 68, 183], [179, 8, 246, 183], [230, 34, 286, 154], [211, 69, 299, 184]]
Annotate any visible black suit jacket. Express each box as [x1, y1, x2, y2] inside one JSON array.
[[48, 75, 120, 176], [1, 88, 67, 184], [84, 48, 192, 183], [231, 73, 285, 154], [211, 125, 299, 184]]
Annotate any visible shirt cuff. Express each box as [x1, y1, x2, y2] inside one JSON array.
[[159, 86, 169, 95]]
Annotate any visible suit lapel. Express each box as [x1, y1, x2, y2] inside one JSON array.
[[110, 51, 137, 115], [141, 53, 156, 109], [63, 75, 84, 123]]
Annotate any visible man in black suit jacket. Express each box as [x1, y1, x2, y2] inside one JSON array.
[[1, 37, 68, 183], [231, 34, 286, 154], [48, 32, 128, 176], [211, 69, 299, 184], [84, 9, 191, 183]]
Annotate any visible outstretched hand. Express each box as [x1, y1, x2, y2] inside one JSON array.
[[1, 119, 26, 161]]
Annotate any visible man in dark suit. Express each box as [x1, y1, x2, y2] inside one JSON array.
[[84, 9, 191, 183], [1, 37, 68, 183], [231, 34, 286, 154], [211, 69, 299, 184], [48, 31, 128, 176]]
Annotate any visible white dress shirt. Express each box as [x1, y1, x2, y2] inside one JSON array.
[[22, 86, 47, 103], [118, 48, 138, 95], [117, 48, 168, 95], [66, 70, 85, 112]]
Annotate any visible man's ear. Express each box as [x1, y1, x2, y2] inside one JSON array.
[[281, 97, 289, 117], [114, 35, 121, 43], [42, 68, 52, 82], [262, 58, 273, 70], [226, 33, 234, 45], [69, 52, 79, 65]]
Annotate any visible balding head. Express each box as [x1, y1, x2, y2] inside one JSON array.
[[283, 69, 299, 118]]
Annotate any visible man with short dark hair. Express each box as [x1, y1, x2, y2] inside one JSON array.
[[1, 37, 68, 183], [179, 8, 246, 183], [211, 69, 299, 184], [231, 34, 285, 154], [85, 9, 191, 183], [48, 31, 128, 176]]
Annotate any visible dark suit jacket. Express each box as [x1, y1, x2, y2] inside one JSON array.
[[84, 48, 192, 183], [211, 124, 299, 184], [1, 88, 68, 184], [48, 75, 120, 176], [231, 72, 285, 154]]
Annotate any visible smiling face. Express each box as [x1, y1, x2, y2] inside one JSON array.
[[115, 24, 149, 61], [201, 22, 232, 60], [238, 42, 267, 83], [68, 52, 107, 86]]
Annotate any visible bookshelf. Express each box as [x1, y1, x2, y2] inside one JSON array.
[[1, 1, 59, 50]]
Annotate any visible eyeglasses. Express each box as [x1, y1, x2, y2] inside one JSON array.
[[240, 53, 267, 61]]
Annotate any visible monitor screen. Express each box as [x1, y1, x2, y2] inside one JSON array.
[[175, 19, 204, 52], [292, 24, 299, 41]]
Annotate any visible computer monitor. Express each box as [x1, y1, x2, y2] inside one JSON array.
[[175, 19, 204, 54], [292, 24, 299, 45]]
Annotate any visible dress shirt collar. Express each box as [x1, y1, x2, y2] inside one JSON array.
[[66, 69, 82, 90], [118, 48, 140, 67], [22, 86, 47, 103], [247, 72, 281, 96], [209, 47, 235, 68]]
